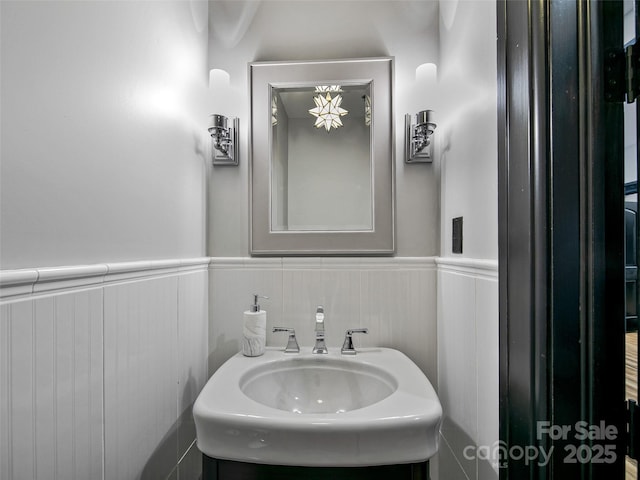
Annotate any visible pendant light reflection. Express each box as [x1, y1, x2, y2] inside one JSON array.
[[363, 94, 371, 127], [272, 95, 278, 126], [309, 91, 348, 132], [314, 85, 343, 93]]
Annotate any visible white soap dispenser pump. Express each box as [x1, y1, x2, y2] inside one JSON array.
[[242, 294, 268, 357]]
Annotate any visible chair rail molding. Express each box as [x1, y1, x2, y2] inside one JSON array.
[[0, 257, 212, 299]]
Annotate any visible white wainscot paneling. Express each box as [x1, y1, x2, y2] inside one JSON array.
[[436, 259, 499, 480], [281, 259, 361, 353], [0, 289, 103, 480], [360, 265, 437, 385], [209, 259, 283, 374], [475, 278, 499, 478], [104, 276, 179, 480], [0, 258, 210, 480], [177, 270, 209, 471], [208, 258, 437, 385], [437, 270, 477, 480]]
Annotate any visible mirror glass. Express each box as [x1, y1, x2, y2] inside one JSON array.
[[250, 57, 394, 255], [271, 83, 372, 231]]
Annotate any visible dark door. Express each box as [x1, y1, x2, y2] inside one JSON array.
[[626, 2, 640, 478], [499, 0, 628, 478]]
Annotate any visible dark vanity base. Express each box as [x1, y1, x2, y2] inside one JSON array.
[[202, 455, 430, 480]]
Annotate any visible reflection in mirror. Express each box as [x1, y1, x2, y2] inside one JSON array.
[[249, 57, 394, 256], [271, 83, 373, 231]]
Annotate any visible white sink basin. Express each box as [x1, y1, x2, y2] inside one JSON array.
[[193, 347, 442, 467], [240, 356, 396, 414]]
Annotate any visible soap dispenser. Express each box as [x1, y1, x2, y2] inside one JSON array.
[[242, 294, 268, 357]]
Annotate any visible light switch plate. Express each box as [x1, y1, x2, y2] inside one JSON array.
[[452, 217, 463, 254]]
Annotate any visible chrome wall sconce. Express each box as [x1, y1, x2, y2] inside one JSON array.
[[405, 110, 437, 163], [208, 114, 239, 166]]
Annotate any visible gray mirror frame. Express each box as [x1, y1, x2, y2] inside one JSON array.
[[249, 57, 395, 256]]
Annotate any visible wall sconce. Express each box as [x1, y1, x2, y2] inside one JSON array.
[[405, 110, 437, 163], [208, 114, 239, 166]]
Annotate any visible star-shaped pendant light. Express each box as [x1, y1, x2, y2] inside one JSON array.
[[363, 94, 371, 127], [308, 92, 348, 132], [315, 85, 343, 93], [271, 95, 278, 126]]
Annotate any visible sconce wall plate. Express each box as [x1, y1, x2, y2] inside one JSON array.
[[208, 114, 239, 166], [405, 110, 436, 163]]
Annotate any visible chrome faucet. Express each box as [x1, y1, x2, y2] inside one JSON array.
[[272, 327, 300, 353], [312, 305, 328, 354], [341, 328, 368, 355]]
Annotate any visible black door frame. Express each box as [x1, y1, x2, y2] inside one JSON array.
[[498, 0, 625, 478]]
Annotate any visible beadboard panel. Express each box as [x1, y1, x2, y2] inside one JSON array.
[[104, 276, 179, 480], [208, 257, 437, 385], [436, 258, 499, 480], [0, 289, 104, 480], [0, 260, 209, 480], [281, 267, 361, 354], [437, 271, 478, 480], [209, 265, 283, 374], [475, 278, 499, 479], [361, 267, 437, 384], [177, 271, 209, 460], [0, 305, 8, 480]]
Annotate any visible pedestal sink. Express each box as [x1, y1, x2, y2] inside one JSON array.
[[240, 356, 396, 414], [193, 347, 442, 467]]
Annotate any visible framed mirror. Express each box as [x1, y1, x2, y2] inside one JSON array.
[[249, 57, 394, 255]]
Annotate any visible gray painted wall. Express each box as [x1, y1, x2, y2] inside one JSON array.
[[206, 0, 441, 257], [438, 0, 498, 260], [1, 0, 209, 270]]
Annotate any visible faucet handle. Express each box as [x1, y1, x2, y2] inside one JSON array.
[[341, 328, 369, 355], [272, 327, 300, 353]]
